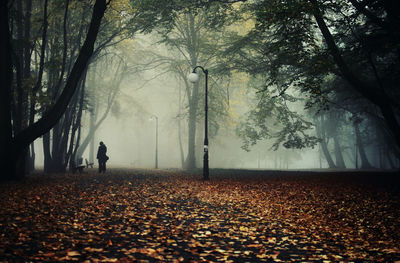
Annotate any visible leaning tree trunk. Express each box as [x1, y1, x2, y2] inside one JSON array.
[[315, 115, 336, 168], [320, 140, 337, 169], [9, 0, 108, 179]]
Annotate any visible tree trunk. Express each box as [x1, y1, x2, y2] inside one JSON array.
[[89, 113, 95, 163], [185, 105, 197, 169], [48, 93, 78, 173], [0, 0, 15, 180], [43, 131, 52, 173], [354, 122, 373, 169], [14, 0, 25, 134], [50, 121, 63, 172], [178, 83, 185, 168], [28, 0, 48, 173], [24, 0, 34, 172], [315, 115, 336, 168], [333, 135, 346, 168], [386, 149, 396, 169], [23, 0, 32, 79], [320, 140, 337, 169], [195, 115, 204, 168], [29, 143, 35, 171], [178, 118, 185, 168], [9, 0, 108, 179], [89, 137, 95, 163], [70, 75, 86, 169], [184, 71, 200, 170]]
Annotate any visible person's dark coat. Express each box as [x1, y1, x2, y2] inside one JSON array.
[[97, 141, 108, 173], [97, 143, 107, 161]]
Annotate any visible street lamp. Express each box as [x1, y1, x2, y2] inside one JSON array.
[[150, 115, 158, 169], [188, 66, 209, 180]]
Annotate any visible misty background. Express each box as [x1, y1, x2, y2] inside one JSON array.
[[31, 33, 360, 171], [4, 0, 399, 177], [31, 33, 323, 170]]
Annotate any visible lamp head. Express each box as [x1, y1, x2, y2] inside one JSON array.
[[188, 72, 199, 83]]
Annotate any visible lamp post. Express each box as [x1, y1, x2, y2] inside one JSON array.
[[188, 66, 209, 180], [150, 115, 158, 169]]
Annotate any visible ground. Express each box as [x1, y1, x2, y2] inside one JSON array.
[[0, 168, 399, 262]]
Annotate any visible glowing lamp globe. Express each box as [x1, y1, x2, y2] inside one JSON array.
[[188, 72, 199, 83]]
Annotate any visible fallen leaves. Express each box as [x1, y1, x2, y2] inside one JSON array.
[[0, 169, 399, 262], [66, 251, 81, 258]]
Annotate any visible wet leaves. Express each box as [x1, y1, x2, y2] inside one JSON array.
[[0, 169, 399, 262]]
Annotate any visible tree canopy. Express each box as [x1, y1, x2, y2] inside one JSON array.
[[1, 0, 399, 179]]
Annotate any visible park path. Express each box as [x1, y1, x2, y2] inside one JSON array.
[[0, 168, 399, 262]]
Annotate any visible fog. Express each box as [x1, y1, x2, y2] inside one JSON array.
[[32, 33, 391, 172], [85, 81, 322, 170], [35, 60, 321, 170]]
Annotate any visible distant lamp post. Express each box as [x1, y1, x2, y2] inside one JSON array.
[[150, 115, 158, 169], [188, 66, 209, 180]]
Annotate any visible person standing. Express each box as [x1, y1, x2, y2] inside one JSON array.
[[96, 141, 108, 173]]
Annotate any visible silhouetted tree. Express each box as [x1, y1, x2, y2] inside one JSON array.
[[0, 0, 108, 180], [224, 0, 399, 165]]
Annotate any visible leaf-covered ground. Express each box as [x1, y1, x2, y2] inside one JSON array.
[[1, 168, 400, 262]]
